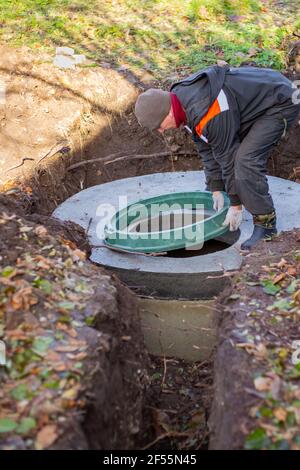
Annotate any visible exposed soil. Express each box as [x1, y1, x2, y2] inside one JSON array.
[[0, 43, 300, 450], [268, 69, 300, 181], [210, 230, 300, 450], [0, 44, 199, 216], [139, 357, 212, 450], [0, 193, 149, 450], [0, 44, 299, 220], [0, 44, 138, 186]]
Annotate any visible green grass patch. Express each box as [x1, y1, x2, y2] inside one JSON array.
[[0, 0, 298, 77]]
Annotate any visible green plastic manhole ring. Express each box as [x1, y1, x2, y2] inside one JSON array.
[[103, 191, 230, 253]]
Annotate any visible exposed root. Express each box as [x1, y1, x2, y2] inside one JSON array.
[[67, 150, 198, 171]]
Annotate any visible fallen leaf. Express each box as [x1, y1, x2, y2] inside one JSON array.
[[277, 258, 288, 268], [189, 409, 206, 427], [273, 273, 286, 284], [269, 373, 281, 400], [17, 417, 36, 435], [5, 330, 29, 340], [274, 407, 287, 422], [35, 424, 58, 450], [10, 286, 38, 311], [66, 352, 87, 360], [23, 186, 33, 194], [249, 405, 260, 418], [248, 47, 258, 57], [0, 418, 18, 433], [52, 363, 67, 372], [60, 238, 77, 250], [236, 342, 257, 354], [19, 226, 33, 233], [34, 225, 48, 238], [121, 336, 131, 341], [254, 376, 273, 392], [293, 290, 300, 304], [55, 345, 79, 352], [56, 322, 77, 338], [71, 249, 86, 261], [62, 388, 78, 400], [45, 350, 61, 362], [34, 255, 52, 270], [32, 336, 54, 356], [287, 280, 298, 293], [262, 280, 281, 295], [245, 427, 270, 450], [254, 343, 268, 360], [287, 267, 297, 276]]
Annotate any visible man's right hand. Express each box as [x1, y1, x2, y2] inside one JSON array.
[[212, 191, 225, 212]]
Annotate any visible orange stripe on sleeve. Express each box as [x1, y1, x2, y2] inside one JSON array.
[[195, 98, 221, 137]]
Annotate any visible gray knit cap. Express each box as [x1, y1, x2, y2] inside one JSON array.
[[134, 89, 171, 130]]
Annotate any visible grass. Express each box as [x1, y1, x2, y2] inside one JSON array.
[[0, 0, 299, 78]]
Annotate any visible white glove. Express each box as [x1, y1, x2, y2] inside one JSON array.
[[222, 206, 243, 232], [212, 191, 224, 212]]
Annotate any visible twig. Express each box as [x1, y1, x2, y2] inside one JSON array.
[[7, 142, 70, 173], [67, 150, 197, 171], [66, 152, 123, 171], [6, 158, 35, 172], [104, 150, 197, 165], [37, 141, 70, 163]]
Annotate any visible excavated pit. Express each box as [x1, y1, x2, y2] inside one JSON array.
[[2, 64, 299, 448]]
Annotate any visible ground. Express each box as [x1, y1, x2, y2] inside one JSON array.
[[0, 194, 148, 449], [0, 0, 300, 451], [210, 230, 300, 450], [141, 357, 212, 450]]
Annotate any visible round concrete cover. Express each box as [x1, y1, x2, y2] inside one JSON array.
[[53, 172, 300, 299]]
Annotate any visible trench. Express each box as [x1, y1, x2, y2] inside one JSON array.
[[20, 131, 222, 448], [50, 166, 243, 449], [5, 96, 300, 450]]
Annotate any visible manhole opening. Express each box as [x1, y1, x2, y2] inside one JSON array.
[[164, 238, 231, 257]]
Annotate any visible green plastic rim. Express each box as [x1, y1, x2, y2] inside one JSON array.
[[103, 191, 230, 253]]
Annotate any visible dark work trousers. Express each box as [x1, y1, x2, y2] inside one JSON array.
[[234, 100, 300, 215]]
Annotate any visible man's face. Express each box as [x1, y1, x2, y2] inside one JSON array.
[[157, 107, 176, 133]]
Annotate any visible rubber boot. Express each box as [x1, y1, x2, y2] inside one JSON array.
[[241, 211, 277, 250]]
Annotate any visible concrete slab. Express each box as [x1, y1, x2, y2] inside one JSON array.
[[53, 171, 300, 299], [139, 298, 216, 361]]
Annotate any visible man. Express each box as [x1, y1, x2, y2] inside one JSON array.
[[134, 64, 300, 249]]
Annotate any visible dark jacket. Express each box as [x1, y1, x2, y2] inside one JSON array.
[[171, 65, 295, 205]]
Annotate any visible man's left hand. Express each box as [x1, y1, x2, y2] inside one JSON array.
[[222, 205, 243, 231]]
